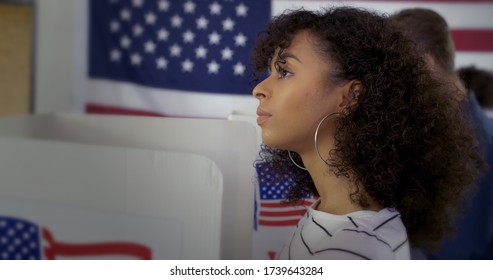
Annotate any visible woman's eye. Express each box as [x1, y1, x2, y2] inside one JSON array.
[[277, 67, 292, 79]]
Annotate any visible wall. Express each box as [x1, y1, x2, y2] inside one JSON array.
[[0, 3, 32, 116], [34, 0, 75, 114]]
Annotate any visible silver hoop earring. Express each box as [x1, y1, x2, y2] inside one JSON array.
[[314, 112, 339, 166], [288, 150, 307, 171]]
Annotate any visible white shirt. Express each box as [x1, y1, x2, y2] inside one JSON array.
[[278, 203, 410, 260]]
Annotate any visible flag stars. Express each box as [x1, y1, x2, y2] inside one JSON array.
[[182, 59, 194, 72], [156, 56, 168, 69], [120, 35, 132, 48], [130, 53, 143, 65], [182, 30, 195, 43], [157, 28, 170, 41], [110, 49, 121, 61], [196, 16, 209, 30], [132, 0, 143, 8], [222, 17, 235, 31], [207, 60, 220, 74], [234, 33, 247, 46], [195, 45, 208, 59], [120, 8, 131, 21], [170, 44, 182, 57], [145, 12, 157, 25], [110, 20, 120, 32], [183, 0, 196, 14], [236, 3, 248, 17], [209, 2, 222, 15], [221, 47, 233, 60], [144, 40, 156, 53], [208, 31, 221, 45], [233, 62, 246, 76], [100, 1, 256, 90], [158, 0, 170, 11], [171, 14, 183, 28], [133, 24, 144, 37]]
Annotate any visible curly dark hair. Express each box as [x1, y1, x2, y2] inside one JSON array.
[[251, 7, 484, 252]]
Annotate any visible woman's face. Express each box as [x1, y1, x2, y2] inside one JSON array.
[[253, 30, 348, 153]]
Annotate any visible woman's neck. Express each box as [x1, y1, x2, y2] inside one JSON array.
[[301, 150, 382, 215]]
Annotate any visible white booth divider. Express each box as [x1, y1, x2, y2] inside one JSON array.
[[0, 137, 223, 259], [0, 114, 258, 259]]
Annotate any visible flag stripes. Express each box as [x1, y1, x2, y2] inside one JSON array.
[[451, 30, 493, 51]]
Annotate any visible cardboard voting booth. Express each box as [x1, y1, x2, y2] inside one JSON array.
[[0, 137, 223, 259], [0, 114, 257, 259]]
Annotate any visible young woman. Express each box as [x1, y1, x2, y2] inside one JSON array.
[[251, 7, 483, 259]]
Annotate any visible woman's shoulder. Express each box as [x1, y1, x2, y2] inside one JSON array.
[[307, 208, 410, 259]]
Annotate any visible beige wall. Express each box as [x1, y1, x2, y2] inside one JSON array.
[[0, 3, 32, 116]]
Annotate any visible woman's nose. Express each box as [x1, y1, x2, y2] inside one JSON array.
[[252, 78, 270, 100]]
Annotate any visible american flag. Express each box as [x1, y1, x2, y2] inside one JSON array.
[[0, 216, 152, 260], [254, 162, 316, 228], [80, 0, 492, 118], [87, 0, 270, 117]]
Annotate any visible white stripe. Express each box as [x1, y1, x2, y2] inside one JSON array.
[[456, 52, 493, 71], [86, 79, 257, 118], [273, 1, 493, 28]]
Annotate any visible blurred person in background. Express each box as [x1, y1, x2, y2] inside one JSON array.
[[391, 8, 493, 259], [458, 66, 493, 118]]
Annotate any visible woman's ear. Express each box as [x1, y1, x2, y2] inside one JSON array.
[[339, 80, 362, 109]]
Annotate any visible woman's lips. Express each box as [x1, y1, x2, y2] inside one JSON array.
[[257, 115, 271, 125], [256, 107, 272, 125]]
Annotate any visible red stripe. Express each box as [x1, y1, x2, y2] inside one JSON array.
[[451, 30, 493, 52], [86, 103, 226, 119], [260, 209, 306, 217], [260, 200, 314, 208], [259, 219, 301, 226], [86, 104, 165, 117], [43, 228, 152, 260]]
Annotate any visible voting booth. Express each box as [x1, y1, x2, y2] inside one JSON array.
[[0, 114, 257, 259]]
